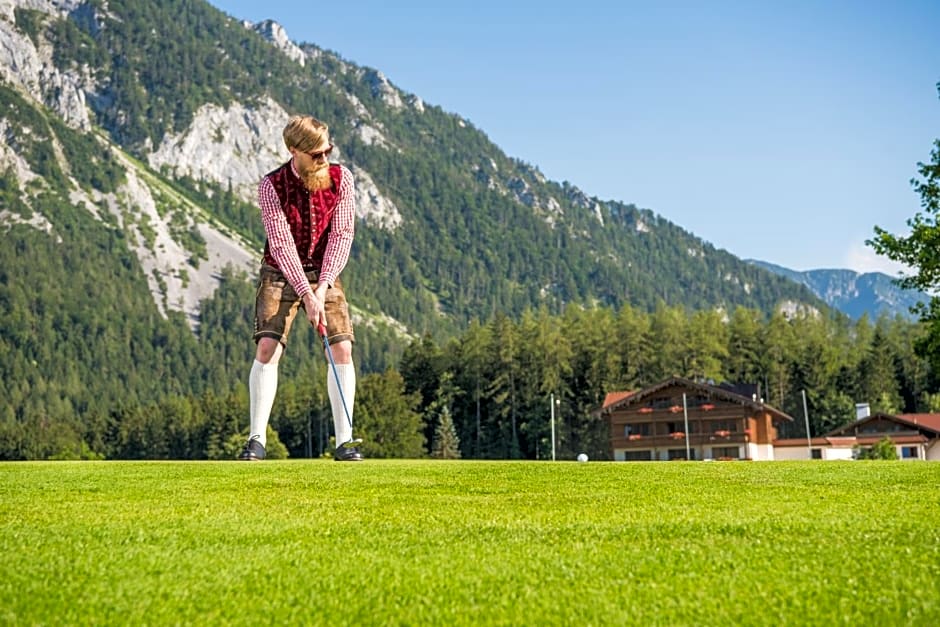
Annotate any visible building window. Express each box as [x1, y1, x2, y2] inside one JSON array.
[[811, 449, 822, 459], [861, 420, 902, 434], [710, 421, 736, 433], [668, 448, 695, 460], [902, 446, 918, 459], [712, 446, 739, 460], [650, 396, 676, 410], [689, 395, 711, 408], [624, 423, 651, 437], [623, 450, 652, 461]]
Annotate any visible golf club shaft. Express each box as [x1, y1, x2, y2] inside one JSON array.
[[318, 323, 354, 430]]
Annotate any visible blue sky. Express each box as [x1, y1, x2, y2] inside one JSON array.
[[207, 0, 939, 275]]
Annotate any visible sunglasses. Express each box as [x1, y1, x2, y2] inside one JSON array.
[[305, 145, 334, 160]]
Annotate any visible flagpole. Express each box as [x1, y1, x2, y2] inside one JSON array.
[[550, 393, 556, 462], [682, 393, 691, 460], [802, 389, 812, 458]]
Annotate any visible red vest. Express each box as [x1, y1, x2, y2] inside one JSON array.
[[262, 162, 343, 271]]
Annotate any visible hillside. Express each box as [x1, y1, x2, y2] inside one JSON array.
[[1, 0, 826, 332]]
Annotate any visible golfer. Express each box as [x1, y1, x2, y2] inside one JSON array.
[[238, 115, 362, 462]]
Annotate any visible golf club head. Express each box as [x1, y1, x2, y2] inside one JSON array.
[[340, 438, 363, 448]]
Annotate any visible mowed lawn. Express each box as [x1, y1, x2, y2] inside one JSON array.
[[2, 460, 939, 625]]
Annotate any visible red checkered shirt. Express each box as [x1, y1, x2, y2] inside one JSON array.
[[258, 161, 355, 299]]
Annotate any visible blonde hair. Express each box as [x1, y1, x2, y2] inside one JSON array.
[[283, 115, 330, 153]]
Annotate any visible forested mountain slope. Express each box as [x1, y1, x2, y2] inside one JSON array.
[[2, 0, 825, 334]]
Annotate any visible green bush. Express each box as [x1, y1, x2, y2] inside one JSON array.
[[856, 436, 899, 460]]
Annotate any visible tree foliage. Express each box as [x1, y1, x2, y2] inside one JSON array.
[[353, 370, 426, 458], [391, 305, 934, 461], [869, 83, 940, 377], [431, 407, 461, 460], [856, 437, 899, 461]]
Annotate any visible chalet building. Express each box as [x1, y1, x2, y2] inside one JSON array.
[[597, 377, 793, 461], [774, 411, 940, 461]]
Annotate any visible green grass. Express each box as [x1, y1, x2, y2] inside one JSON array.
[[2, 460, 939, 625]]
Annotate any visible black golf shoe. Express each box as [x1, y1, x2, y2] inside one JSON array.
[[334, 445, 364, 462], [237, 437, 266, 461]]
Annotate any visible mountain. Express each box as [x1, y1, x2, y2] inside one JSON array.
[[0, 0, 837, 443], [746, 260, 926, 320], [1, 0, 827, 323]]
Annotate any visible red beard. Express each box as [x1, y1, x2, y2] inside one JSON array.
[[300, 162, 332, 191]]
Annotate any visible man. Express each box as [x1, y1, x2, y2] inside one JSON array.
[[238, 115, 362, 462]]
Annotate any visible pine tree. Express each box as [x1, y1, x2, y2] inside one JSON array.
[[431, 407, 461, 459]]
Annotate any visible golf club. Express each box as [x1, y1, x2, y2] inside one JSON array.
[[317, 323, 362, 448]]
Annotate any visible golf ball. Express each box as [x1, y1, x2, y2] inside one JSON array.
[[577, 453, 588, 463]]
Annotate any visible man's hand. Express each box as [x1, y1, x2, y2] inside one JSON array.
[[302, 283, 329, 331]]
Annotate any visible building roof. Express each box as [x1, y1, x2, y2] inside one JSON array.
[[853, 434, 927, 445], [597, 376, 793, 422], [602, 390, 635, 408], [774, 436, 854, 447], [896, 414, 940, 433], [825, 412, 940, 437], [774, 434, 928, 447]]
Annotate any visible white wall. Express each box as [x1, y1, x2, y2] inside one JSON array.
[[617, 442, 940, 460], [775, 446, 856, 460], [772, 447, 810, 461], [748, 443, 774, 461], [612, 449, 655, 462], [927, 443, 940, 461]]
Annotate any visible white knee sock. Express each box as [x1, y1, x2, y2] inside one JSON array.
[[249, 359, 279, 448], [327, 363, 356, 446]]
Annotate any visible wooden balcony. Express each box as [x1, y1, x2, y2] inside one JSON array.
[[611, 431, 750, 449]]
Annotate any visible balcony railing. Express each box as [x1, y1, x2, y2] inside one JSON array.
[[612, 432, 750, 447]]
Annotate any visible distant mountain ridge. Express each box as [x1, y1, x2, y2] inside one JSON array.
[[747, 260, 925, 320]]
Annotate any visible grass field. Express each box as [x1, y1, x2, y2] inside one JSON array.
[[2, 460, 939, 625]]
